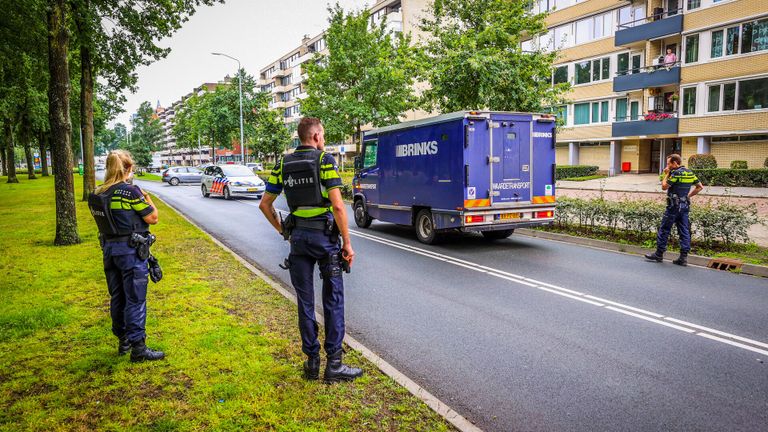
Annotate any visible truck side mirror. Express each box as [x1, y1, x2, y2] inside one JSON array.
[[354, 156, 362, 170]]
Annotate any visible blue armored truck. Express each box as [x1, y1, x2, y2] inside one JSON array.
[[351, 111, 557, 244]]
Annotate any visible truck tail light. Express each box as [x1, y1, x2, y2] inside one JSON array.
[[465, 215, 484, 224], [536, 211, 554, 219]]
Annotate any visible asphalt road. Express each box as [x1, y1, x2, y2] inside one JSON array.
[[135, 178, 768, 432]]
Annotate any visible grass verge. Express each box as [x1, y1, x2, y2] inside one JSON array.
[[135, 172, 163, 182], [538, 224, 768, 265], [0, 175, 452, 431]]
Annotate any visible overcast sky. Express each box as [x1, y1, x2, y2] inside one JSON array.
[[112, 0, 366, 128]]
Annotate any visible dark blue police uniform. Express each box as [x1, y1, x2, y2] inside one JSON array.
[[101, 183, 154, 343], [655, 166, 700, 255], [265, 146, 345, 358]]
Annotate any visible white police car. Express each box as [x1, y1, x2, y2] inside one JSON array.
[[201, 164, 266, 200]]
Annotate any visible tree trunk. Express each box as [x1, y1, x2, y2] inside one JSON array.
[[5, 124, 19, 183], [76, 3, 95, 200], [39, 131, 50, 176], [0, 136, 6, 177], [48, 0, 80, 245]]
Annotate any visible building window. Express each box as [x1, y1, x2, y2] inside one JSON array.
[[575, 61, 591, 84], [574, 103, 590, 125], [686, 0, 700, 10], [707, 85, 721, 112], [553, 65, 568, 84], [616, 98, 627, 121], [738, 77, 768, 110], [685, 34, 699, 63], [682, 87, 697, 115], [726, 26, 739, 56], [723, 83, 736, 110], [711, 30, 723, 58], [741, 19, 768, 54], [630, 101, 640, 120]]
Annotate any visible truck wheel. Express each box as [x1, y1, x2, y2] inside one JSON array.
[[481, 229, 514, 240], [201, 184, 210, 198], [415, 209, 440, 244], [354, 200, 372, 228]]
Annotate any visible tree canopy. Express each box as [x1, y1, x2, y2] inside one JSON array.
[[419, 0, 569, 113], [128, 101, 163, 168], [302, 4, 423, 149]]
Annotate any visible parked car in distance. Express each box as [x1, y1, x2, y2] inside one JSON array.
[[162, 166, 203, 185], [201, 164, 265, 200], [246, 162, 264, 172], [146, 163, 164, 173]]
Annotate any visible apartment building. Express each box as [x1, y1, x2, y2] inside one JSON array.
[[525, 0, 768, 174], [257, 0, 429, 148], [153, 81, 230, 166]]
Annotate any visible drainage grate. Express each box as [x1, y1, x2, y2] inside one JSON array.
[[707, 258, 743, 272]]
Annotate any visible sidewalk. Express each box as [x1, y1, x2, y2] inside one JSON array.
[[558, 174, 768, 198], [556, 174, 768, 247]]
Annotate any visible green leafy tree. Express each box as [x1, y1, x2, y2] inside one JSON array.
[[127, 102, 163, 169], [254, 108, 292, 160], [302, 4, 423, 150], [95, 122, 126, 155], [419, 0, 569, 113]]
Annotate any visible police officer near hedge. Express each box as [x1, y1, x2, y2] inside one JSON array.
[[259, 117, 362, 383], [88, 150, 165, 362], [645, 154, 704, 266]]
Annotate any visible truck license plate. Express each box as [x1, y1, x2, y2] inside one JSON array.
[[496, 213, 520, 221]]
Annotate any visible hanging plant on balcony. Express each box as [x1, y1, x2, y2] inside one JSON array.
[[643, 112, 674, 121]]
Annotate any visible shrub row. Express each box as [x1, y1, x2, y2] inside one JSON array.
[[691, 169, 768, 187], [556, 165, 599, 180], [689, 154, 718, 169], [555, 197, 762, 246]]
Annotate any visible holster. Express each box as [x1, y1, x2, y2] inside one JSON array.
[[129, 232, 156, 260], [319, 253, 342, 278], [325, 216, 340, 243], [281, 214, 296, 241]]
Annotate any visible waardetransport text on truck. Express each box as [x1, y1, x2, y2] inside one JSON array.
[[351, 111, 557, 244]]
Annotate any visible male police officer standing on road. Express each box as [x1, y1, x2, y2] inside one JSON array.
[[259, 117, 363, 383], [88, 150, 165, 362], [645, 154, 704, 266]]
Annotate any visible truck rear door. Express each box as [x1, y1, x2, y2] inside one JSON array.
[[490, 118, 531, 205]]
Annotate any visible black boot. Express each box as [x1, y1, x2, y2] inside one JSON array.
[[324, 350, 363, 383], [673, 252, 688, 266], [303, 355, 320, 380], [644, 250, 664, 262], [118, 336, 131, 356], [130, 339, 165, 363]]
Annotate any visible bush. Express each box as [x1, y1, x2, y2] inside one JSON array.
[[692, 168, 768, 187], [730, 160, 748, 169], [764, 157, 768, 168], [556, 165, 599, 180], [688, 154, 717, 169], [555, 197, 761, 245]]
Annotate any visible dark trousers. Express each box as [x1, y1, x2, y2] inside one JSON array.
[[103, 242, 148, 343], [656, 203, 691, 254], [288, 228, 345, 358]]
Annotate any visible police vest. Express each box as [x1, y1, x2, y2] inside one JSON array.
[[667, 167, 698, 197], [281, 150, 330, 215], [87, 185, 146, 237]]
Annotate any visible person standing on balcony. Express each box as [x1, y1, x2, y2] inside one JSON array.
[[664, 48, 677, 67]]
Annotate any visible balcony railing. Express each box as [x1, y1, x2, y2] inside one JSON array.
[[613, 62, 681, 92], [612, 113, 679, 137], [615, 9, 683, 46]]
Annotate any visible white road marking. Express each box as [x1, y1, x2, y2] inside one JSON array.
[[349, 229, 768, 358]]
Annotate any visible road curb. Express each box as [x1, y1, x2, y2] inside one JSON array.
[[150, 193, 482, 432], [517, 228, 768, 278]]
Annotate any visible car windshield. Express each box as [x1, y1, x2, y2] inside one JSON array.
[[220, 165, 255, 177]]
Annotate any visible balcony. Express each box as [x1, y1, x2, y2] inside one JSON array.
[[615, 10, 683, 47], [612, 114, 678, 137], [613, 63, 681, 92]]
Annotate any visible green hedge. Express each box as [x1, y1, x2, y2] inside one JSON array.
[[689, 154, 717, 169], [555, 197, 762, 245], [556, 165, 599, 180], [730, 160, 748, 169], [692, 169, 768, 187]]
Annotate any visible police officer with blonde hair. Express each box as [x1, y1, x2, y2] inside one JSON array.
[[88, 150, 164, 362], [259, 117, 362, 382]]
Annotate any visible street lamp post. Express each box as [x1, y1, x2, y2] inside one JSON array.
[[212, 52, 245, 164]]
